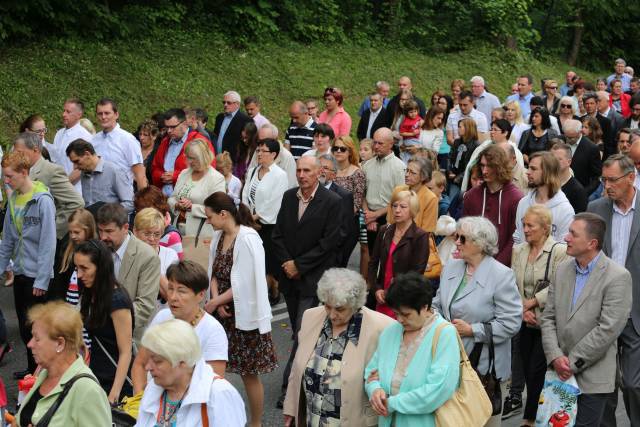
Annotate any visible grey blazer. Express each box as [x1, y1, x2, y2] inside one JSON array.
[[118, 234, 161, 343], [588, 196, 640, 334], [29, 156, 84, 239], [540, 254, 632, 394], [433, 257, 522, 380]]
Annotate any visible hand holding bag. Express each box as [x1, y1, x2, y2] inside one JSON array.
[[431, 322, 492, 427], [468, 323, 502, 416]]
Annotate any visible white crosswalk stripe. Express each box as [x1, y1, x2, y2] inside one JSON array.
[[271, 302, 288, 323]]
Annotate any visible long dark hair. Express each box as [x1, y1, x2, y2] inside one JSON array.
[[204, 192, 258, 230], [237, 121, 258, 164], [76, 239, 129, 330]]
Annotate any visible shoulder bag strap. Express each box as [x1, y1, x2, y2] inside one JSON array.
[[543, 243, 560, 282], [35, 374, 98, 427], [194, 217, 207, 247], [93, 335, 133, 386], [483, 323, 497, 377], [201, 374, 223, 427], [430, 322, 450, 359]]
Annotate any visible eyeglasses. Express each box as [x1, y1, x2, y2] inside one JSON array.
[[222, 100, 236, 105], [140, 231, 163, 240], [165, 121, 184, 130], [29, 127, 48, 134], [331, 146, 348, 153], [560, 104, 572, 108], [321, 165, 337, 173], [256, 148, 271, 154], [454, 233, 467, 244], [600, 174, 631, 184], [547, 86, 558, 90]]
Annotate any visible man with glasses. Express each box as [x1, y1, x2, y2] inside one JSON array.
[[212, 90, 252, 162], [50, 98, 93, 194], [65, 138, 133, 213], [319, 153, 356, 267], [283, 100, 316, 159], [588, 155, 640, 425], [150, 108, 213, 195], [445, 90, 489, 145], [563, 119, 602, 196]]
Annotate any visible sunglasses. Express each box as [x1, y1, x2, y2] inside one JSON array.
[[560, 104, 572, 108], [331, 146, 348, 153], [454, 233, 467, 244]]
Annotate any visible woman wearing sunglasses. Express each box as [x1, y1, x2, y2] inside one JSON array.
[[555, 96, 581, 135], [432, 216, 522, 426]]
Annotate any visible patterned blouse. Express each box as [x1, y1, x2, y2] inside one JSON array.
[[335, 168, 366, 213], [303, 310, 363, 426]]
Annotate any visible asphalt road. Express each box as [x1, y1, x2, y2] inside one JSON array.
[[0, 250, 631, 426]]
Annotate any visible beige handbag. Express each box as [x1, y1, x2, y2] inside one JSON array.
[[431, 322, 493, 427]]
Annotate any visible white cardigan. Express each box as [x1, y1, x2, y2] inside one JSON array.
[[168, 166, 226, 237], [207, 226, 272, 333], [241, 164, 288, 224]]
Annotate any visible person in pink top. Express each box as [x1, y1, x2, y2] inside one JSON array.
[[318, 87, 352, 137]]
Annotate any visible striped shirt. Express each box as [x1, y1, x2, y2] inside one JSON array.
[[611, 190, 636, 266], [284, 118, 316, 159]]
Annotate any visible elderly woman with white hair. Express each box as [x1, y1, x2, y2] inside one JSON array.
[[136, 319, 246, 426], [283, 268, 395, 427], [555, 95, 580, 134], [432, 216, 522, 426]]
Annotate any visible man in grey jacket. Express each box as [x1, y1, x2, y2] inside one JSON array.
[[0, 151, 56, 377], [541, 213, 632, 426]]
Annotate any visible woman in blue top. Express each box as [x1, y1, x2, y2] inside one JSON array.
[[364, 272, 460, 427]]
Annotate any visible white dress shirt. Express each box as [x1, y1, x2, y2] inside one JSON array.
[[611, 190, 636, 266], [50, 122, 93, 194], [91, 123, 143, 186], [366, 108, 382, 139]]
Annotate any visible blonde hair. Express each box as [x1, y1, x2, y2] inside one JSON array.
[[215, 151, 233, 174], [523, 204, 553, 236], [134, 207, 165, 232], [391, 190, 420, 218], [431, 170, 447, 188], [79, 118, 96, 135], [186, 138, 213, 170], [141, 319, 201, 367], [334, 135, 359, 165], [29, 301, 83, 354], [61, 209, 97, 272], [1, 151, 31, 173], [505, 101, 524, 124]]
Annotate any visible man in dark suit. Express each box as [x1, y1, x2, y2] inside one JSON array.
[[588, 155, 640, 425], [319, 154, 356, 267], [385, 76, 427, 125], [598, 91, 626, 137], [564, 119, 602, 195], [272, 155, 342, 407], [582, 93, 616, 160], [357, 92, 388, 140], [212, 90, 252, 162]]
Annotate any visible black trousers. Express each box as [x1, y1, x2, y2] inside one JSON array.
[[366, 215, 388, 254], [575, 392, 616, 426], [280, 290, 319, 392], [14, 275, 47, 372], [519, 325, 548, 420]]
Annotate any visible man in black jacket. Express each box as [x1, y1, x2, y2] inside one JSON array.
[[212, 90, 252, 162], [272, 155, 342, 407], [551, 142, 588, 213], [357, 92, 388, 140], [385, 76, 427, 125], [564, 119, 602, 196]]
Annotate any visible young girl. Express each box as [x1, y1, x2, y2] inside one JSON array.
[[357, 138, 373, 278], [419, 106, 445, 154], [216, 151, 242, 205], [359, 138, 374, 164], [399, 100, 423, 163]]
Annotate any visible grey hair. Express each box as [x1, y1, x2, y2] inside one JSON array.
[[223, 90, 241, 103], [457, 216, 499, 256], [615, 58, 626, 66], [625, 66, 634, 76], [470, 76, 485, 87], [291, 100, 308, 114], [603, 153, 635, 176], [317, 268, 367, 310], [14, 132, 42, 151], [318, 153, 338, 171], [563, 118, 582, 134], [141, 319, 201, 367], [260, 123, 279, 139], [376, 81, 390, 90], [559, 96, 577, 116], [407, 156, 433, 182]]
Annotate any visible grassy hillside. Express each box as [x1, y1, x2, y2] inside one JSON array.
[[0, 31, 603, 146]]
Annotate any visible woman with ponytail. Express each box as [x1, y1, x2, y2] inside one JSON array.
[[203, 192, 277, 427]]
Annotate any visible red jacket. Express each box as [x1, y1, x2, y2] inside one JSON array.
[[610, 93, 631, 118], [151, 129, 215, 188]]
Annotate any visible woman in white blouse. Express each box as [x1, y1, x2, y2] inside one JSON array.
[[419, 106, 446, 153], [242, 138, 288, 301], [168, 138, 225, 239]]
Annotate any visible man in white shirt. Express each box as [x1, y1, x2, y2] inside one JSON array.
[[470, 76, 501, 124], [91, 98, 147, 190], [50, 98, 93, 193], [446, 90, 489, 144], [244, 96, 271, 130]]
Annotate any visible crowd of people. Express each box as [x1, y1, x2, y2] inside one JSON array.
[[0, 57, 639, 426]]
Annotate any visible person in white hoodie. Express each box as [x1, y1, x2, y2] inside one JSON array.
[[513, 151, 575, 244]]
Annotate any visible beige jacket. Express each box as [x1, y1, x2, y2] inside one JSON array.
[[511, 236, 569, 310], [283, 306, 394, 426]]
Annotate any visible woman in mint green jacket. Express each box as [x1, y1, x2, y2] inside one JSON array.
[[364, 272, 460, 427]]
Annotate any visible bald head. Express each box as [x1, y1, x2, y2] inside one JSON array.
[[398, 76, 412, 91], [258, 123, 278, 140], [289, 101, 310, 127], [372, 127, 394, 158]]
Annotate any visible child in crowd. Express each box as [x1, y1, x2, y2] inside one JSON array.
[[435, 215, 457, 264], [216, 152, 242, 205], [357, 138, 374, 279], [399, 100, 423, 163], [359, 138, 374, 164], [427, 170, 450, 218]]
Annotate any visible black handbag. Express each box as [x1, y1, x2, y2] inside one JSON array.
[[469, 323, 502, 416], [531, 243, 561, 296]]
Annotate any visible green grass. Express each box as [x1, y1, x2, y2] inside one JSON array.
[[0, 31, 603, 147]]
